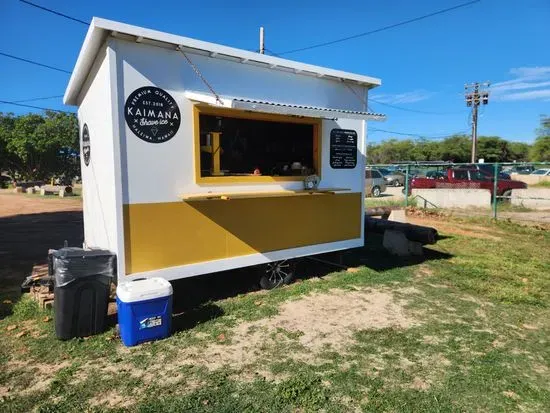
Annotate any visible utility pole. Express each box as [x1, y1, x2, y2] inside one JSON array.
[[465, 82, 490, 163], [259, 27, 265, 54]]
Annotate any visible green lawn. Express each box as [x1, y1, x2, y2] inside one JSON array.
[[1, 216, 549, 412]]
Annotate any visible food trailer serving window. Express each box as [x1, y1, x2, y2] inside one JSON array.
[[194, 106, 320, 183]]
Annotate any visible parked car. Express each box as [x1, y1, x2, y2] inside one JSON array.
[[365, 168, 387, 197], [425, 170, 447, 180], [405, 168, 527, 197], [530, 168, 550, 176], [378, 168, 405, 187], [456, 164, 511, 180], [508, 165, 536, 175]]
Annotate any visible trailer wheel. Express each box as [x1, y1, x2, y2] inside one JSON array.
[[372, 186, 381, 197], [259, 260, 296, 290]]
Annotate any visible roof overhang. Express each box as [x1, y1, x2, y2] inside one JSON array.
[[185, 91, 386, 121], [64, 17, 382, 106]]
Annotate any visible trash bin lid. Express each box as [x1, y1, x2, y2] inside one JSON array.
[[116, 278, 173, 303], [53, 247, 113, 259]]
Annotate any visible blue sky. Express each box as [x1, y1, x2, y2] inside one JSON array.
[[1, 0, 548, 143]]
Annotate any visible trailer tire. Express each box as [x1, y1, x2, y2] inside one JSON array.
[[259, 260, 296, 290]]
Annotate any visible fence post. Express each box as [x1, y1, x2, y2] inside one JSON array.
[[404, 164, 410, 208], [492, 162, 498, 220]]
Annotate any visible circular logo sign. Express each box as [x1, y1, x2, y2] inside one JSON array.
[[82, 123, 90, 166], [124, 87, 181, 143]]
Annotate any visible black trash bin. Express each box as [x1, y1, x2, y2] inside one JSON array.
[[53, 248, 115, 340]]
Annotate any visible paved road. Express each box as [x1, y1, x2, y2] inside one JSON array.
[[373, 186, 405, 202]]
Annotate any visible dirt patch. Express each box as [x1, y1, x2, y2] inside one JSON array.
[[0, 194, 83, 304], [411, 376, 431, 390], [88, 390, 135, 409], [502, 390, 520, 400], [408, 216, 502, 241], [2, 360, 70, 396], [140, 289, 417, 375], [415, 265, 435, 279], [422, 335, 448, 345], [0, 193, 81, 218], [267, 289, 415, 352]]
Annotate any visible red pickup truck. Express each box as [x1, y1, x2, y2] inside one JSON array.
[[406, 168, 527, 196]]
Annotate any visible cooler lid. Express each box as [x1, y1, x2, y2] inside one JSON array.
[[116, 278, 173, 303]]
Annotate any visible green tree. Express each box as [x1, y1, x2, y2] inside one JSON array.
[[367, 139, 416, 164], [366, 143, 383, 164], [507, 142, 530, 162], [2, 111, 79, 181], [0, 113, 18, 178], [477, 136, 509, 162], [412, 139, 441, 161], [530, 136, 550, 162], [438, 135, 471, 163], [530, 115, 550, 162]]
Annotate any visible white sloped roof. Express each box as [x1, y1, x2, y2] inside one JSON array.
[[64, 17, 382, 105], [184, 91, 385, 121]]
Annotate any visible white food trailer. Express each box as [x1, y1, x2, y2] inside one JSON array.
[[64, 18, 383, 287]]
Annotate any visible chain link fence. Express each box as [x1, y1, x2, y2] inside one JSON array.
[[366, 162, 550, 225]]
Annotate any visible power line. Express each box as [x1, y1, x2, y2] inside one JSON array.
[[369, 99, 467, 115], [370, 127, 468, 140], [0, 51, 71, 74], [0, 100, 74, 114], [12, 95, 64, 103], [276, 0, 480, 56], [18, 0, 88, 26]]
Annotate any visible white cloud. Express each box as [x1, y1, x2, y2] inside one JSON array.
[[509, 66, 550, 78], [498, 89, 550, 101], [492, 66, 550, 101], [370, 90, 434, 104]]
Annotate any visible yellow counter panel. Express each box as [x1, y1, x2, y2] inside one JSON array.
[[123, 192, 362, 274]]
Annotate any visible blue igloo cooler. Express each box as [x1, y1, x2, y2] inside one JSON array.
[[116, 278, 173, 347]]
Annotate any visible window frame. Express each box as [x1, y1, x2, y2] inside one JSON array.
[[193, 105, 322, 184]]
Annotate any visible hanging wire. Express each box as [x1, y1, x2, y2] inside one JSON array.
[[177, 47, 223, 105]]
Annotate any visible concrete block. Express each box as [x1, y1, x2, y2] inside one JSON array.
[[388, 209, 407, 223], [26, 187, 35, 194], [412, 188, 491, 209], [40, 188, 53, 196], [383, 230, 424, 257], [511, 188, 550, 210], [510, 174, 550, 186], [13, 187, 23, 193]]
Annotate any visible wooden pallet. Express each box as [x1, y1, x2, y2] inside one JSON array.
[[28, 263, 54, 309]]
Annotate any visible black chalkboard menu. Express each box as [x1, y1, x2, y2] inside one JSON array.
[[330, 129, 358, 169]]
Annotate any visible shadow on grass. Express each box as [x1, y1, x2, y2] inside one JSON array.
[[0, 210, 83, 320], [172, 303, 225, 333], [297, 232, 453, 277], [167, 230, 453, 317], [0, 209, 453, 326]]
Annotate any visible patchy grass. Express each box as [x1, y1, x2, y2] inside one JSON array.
[[365, 197, 416, 208], [1, 215, 550, 412], [496, 202, 535, 213], [532, 180, 550, 188]]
